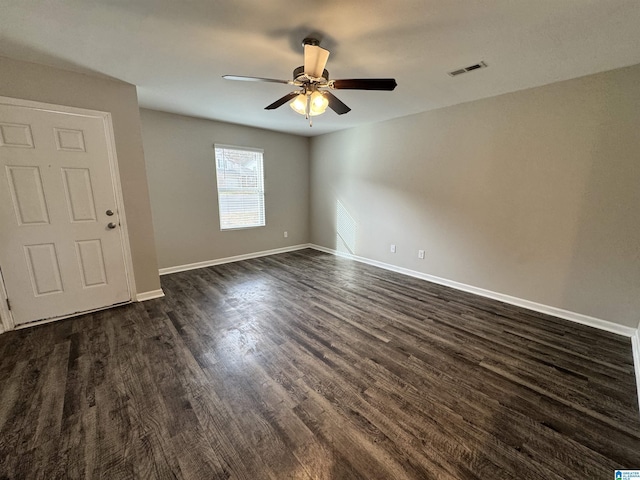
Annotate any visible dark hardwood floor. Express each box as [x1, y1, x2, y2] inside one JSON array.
[[0, 248, 638, 479]]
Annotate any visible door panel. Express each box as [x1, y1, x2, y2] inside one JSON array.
[[6, 166, 51, 225], [0, 122, 34, 148], [0, 101, 131, 326], [75, 239, 108, 287], [23, 243, 64, 296], [61, 167, 98, 222], [53, 128, 86, 152]]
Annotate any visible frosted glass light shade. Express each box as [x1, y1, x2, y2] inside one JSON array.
[[309, 91, 329, 116], [290, 94, 307, 115]]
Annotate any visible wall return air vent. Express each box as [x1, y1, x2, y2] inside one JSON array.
[[448, 61, 488, 77]]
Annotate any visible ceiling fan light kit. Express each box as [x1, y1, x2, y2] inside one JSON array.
[[290, 90, 329, 118], [223, 37, 397, 127]]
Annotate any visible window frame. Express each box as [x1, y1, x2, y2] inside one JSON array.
[[213, 144, 266, 231]]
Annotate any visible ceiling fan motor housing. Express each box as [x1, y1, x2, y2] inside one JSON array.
[[293, 65, 329, 83]]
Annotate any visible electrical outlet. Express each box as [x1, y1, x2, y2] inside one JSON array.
[[418, 250, 425, 259], [284, 231, 288, 238], [390, 244, 396, 253]]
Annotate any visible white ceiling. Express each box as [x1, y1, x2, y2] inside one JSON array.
[[2, 0, 640, 137]]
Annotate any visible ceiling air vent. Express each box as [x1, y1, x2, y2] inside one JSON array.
[[448, 61, 488, 77]]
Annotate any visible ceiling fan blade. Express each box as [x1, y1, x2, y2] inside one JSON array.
[[324, 91, 351, 115], [265, 92, 299, 110], [332, 79, 398, 91], [304, 45, 330, 78], [223, 75, 291, 84]]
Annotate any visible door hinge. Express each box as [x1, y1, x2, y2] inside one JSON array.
[[6, 298, 10, 311]]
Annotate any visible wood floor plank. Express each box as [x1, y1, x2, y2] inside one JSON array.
[[1, 249, 638, 479]]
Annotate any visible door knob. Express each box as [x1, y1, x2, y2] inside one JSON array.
[[107, 222, 117, 229], [106, 209, 114, 216]]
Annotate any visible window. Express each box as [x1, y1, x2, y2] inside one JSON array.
[[214, 144, 265, 230]]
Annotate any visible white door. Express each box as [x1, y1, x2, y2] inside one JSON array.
[[0, 99, 131, 327]]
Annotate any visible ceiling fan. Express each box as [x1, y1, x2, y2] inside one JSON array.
[[223, 38, 397, 126]]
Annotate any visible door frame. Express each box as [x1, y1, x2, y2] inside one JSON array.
[[0, 95, 137, 331]]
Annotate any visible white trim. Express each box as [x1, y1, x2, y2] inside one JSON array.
[[0, 96, 136, 332], [214, 143, 264, 154], [632, 326, 640, 414], [0, 266, 12, 333], [101, 111, 137, 299], [159, 244, 312, 275], [309, 244, 636, 338], [135, 289, 165, 302]]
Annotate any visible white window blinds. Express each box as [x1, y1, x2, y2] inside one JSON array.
[[214, 145, 265, 230]]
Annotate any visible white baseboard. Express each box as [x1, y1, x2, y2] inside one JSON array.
[[309, 244, 636, 338], [135, 289, 165, 302], [158, 244, 312, 275]]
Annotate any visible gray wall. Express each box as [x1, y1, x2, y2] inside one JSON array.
[[0, 56, 161, 295], [310, 64, 640, 328], [140, 109, 309, 269]]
